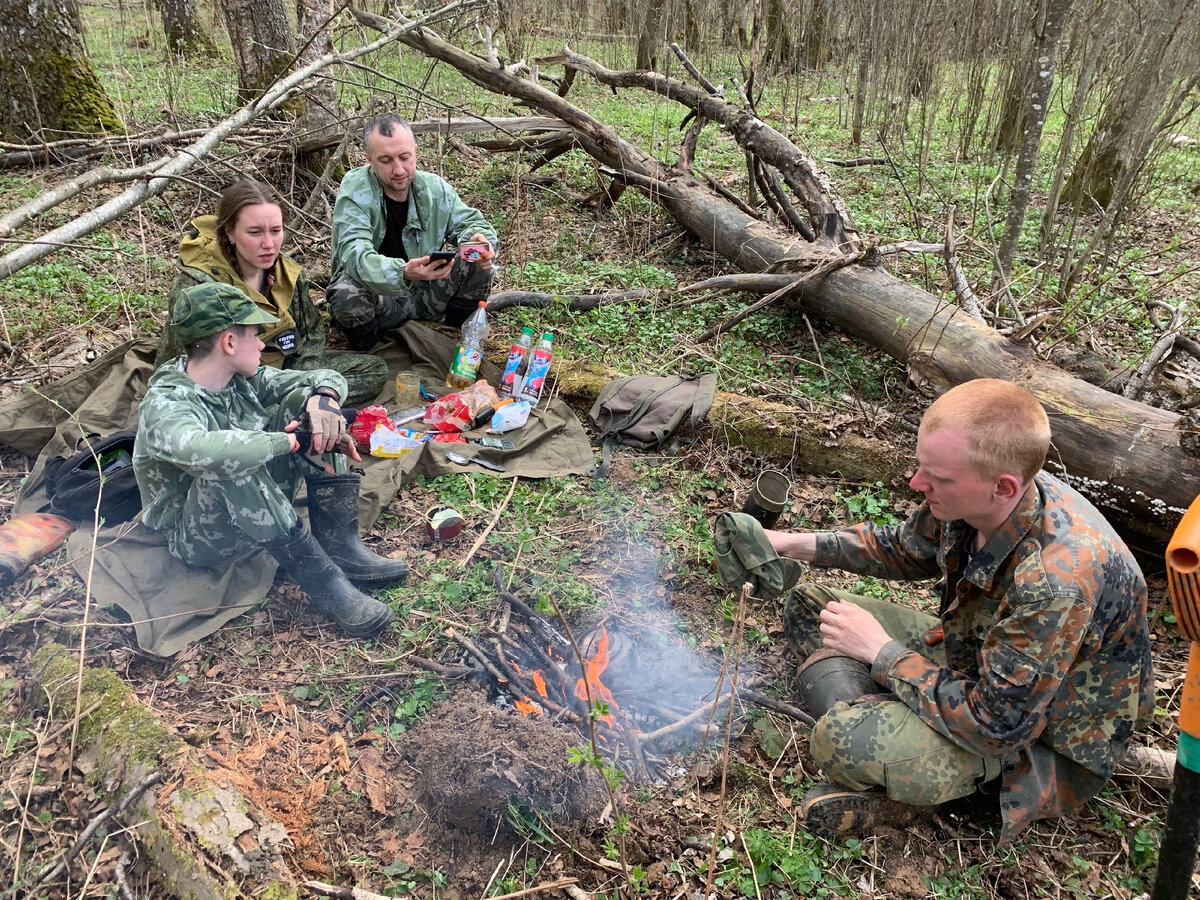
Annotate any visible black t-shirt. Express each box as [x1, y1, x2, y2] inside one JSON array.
[[378, 195, 409, 260]]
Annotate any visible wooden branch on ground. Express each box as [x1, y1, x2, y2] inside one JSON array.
[[697, 250, 867, 342], [19, 772, 163, 894], [486, 289, 651, 312], [681, 273, 797, 294], [943, 205, 983, 321], [1125, 301, 1184, 400], [738, 688, 816, 726], [303, 881, 398, 900], [823, 157, 887, 167]]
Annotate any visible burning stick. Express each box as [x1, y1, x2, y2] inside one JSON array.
[[446, 629, 508, 685]]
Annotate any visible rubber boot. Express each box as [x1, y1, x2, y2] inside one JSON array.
[[800, 783, 926, 840], [266, 523, 393, 638], [306, 472, 409, 588], [796, 648, 881, 719]]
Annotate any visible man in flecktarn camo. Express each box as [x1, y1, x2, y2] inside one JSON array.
[[768, 378, 1154, 842], [133, 281, 408, 639]]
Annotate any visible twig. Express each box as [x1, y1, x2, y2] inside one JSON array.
[[462, 477, 518, 567], [113, 842, 135, 900], [635, 690, 735, 742], [303, 881, 396, 900], [738, 688, 815, 726], [1125, 300, 1185, 400], [484, 878, 580, 900], [823, 156, 887, 167], [18, 772, 162, 894], [697, 250, 866, 342], [944, 205, 983, 320], [563, 887, 593, 900], [446, 628, 508, 685], [704, 583, 750, 900]]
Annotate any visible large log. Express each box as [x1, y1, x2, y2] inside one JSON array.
[[350, 10, 1197, 538]]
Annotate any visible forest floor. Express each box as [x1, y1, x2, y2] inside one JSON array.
[[2, 41, 1199, 898]]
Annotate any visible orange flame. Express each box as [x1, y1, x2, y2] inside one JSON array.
[[574, 626, 618, 724], [514, 697, 544, 716], [531, 670, 548, 697]]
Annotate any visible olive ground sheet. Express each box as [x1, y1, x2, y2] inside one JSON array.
[[0, 323, 594, 655]]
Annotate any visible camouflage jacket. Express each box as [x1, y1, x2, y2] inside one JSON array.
[[814, 471, 1154, 838], [133, 359, 347, 531], [330, 166, 496, 296], [157, 216, 326, 371]]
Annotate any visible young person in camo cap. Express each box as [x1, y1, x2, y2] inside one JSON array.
[[327, 114, 497, 349], [133, 281, 407, 638], [157, 179, 388, 407], [767, 379, 1153, 842]]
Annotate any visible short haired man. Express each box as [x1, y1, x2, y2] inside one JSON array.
[[770, 379, 1153, 841], [328, 114, 498, 350], [134, 282, 409, 638]]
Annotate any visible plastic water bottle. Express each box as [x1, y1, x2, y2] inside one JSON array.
[[498, 326, 535, 398], [446, 300, 489, 389], [517, 332, 554, 404]]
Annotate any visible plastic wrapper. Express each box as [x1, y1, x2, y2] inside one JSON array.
[[349, 405, 392, 449], [369, 425, 423, 458], [487, 400, 532, 434], [423, 393, 471, 433]]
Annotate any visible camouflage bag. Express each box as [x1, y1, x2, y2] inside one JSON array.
[[588, 373, 717, 475]]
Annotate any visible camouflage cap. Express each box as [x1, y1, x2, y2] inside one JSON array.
[[172, 282, 279, 344]]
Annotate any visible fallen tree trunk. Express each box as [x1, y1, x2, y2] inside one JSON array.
[[353, 14, 1195, 539]]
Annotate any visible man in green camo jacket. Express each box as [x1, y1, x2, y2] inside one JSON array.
[[327, 114, 498, 350], [769, 379, 1154, 842], [133, 282, 408, 639]]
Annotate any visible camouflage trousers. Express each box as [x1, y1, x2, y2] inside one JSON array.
[[327, 260, 495, 348], [166, 388, 346, 568], [784, 584, 1002, 805], [283, 351, 388, 408]]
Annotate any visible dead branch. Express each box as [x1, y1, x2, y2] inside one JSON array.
[[823, 157, 887, 167], [446, 628, 509, 685], [697, 250, 867, 342], [304, 881, 397, 900], [0, 1, 480, 281], [1125, 300, 1185, 400], [18, 772, 162, 894], [485, 878, 581, 900], [738, 688, 816, 726], [669, 42, 721, 96], [944, 205, 983, 321], [486, 289, 651, 311], [462, 477, 517, 567], [681, 273, 797, 294]]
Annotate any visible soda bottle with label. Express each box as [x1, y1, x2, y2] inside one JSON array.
[[517, 332, 554, 404], [446, 300, 489, 390], [498, 326, 536, 398]]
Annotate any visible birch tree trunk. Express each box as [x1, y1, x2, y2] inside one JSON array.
[[0, 0, 123, 141]]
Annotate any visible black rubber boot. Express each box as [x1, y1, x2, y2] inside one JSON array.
[[306, 472, 409, 588], [266, 523, 393, 638], [796, 649, 882, 719]]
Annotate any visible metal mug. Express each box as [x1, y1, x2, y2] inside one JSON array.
[[743, 470, 791, 529]]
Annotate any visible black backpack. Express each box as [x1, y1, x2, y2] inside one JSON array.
[[588, 374, 717, 475], [43, 431, 143, 524]]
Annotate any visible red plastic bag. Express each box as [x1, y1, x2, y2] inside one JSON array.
[[349, 405, 392, 449], [424, 393, 471, 433]]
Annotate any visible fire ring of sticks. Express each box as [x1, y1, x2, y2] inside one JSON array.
[[403, 569, 816, 782]]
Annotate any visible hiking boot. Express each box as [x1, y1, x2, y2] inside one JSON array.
[[796, 649, 881, 719], [307, 472, 408, 588], [266, 523, 393, 638], [800, 783, 927, 840]]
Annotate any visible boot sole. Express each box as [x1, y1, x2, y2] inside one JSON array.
[[342, 563, 409, 588], [801, 784, 924, 839]]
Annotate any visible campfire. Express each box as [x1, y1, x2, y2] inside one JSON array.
[[413, 570, 814, 781]]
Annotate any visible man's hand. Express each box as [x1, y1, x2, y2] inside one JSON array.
[[462, 232, 495, 271], [818, 599, 893, 665], [285, 388, 356, 456], [404, 255, 453, 282]]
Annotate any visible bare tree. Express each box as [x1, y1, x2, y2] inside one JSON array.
[[153, 0, 219, 58], [635, 0, 668, 69], [218, 0, 297, 101], [993, 0, 1072, 290], [1061, 0, 1200, 210], [294, 0, 340, 171], [0, 0, 123, 141]]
